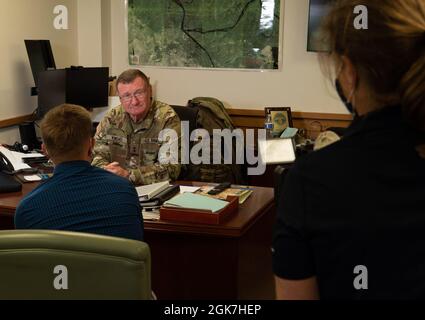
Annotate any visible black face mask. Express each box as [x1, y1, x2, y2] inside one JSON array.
[[335, 79, 355, 115]]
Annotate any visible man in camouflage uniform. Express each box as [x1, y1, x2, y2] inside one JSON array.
[[92, 69, 181, 185]]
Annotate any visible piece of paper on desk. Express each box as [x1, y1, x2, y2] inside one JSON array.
[[179, 186, 201, 193], [163, 193, 228, 213], [22, 175, 42, 182], [19, 151, 45, 158]]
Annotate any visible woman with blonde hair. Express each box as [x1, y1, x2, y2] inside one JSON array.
[[273, 0, 425, 299]]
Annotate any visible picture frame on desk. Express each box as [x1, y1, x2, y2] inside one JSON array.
[[264, 107, 293, 137]]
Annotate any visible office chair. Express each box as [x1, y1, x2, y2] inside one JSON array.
[[0, 230, 151, 300], [171, 103, 244, 183], [170, 105, 200, 180], [170, 105, 198, 135]]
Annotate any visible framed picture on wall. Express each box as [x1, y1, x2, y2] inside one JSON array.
[[265, 107, 293, 137], [127, 0, 282, 70]]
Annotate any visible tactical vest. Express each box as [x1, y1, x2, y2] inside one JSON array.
[[186, 97, 243, 184]]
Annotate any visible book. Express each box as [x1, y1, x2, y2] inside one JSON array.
[[163, 193, 229, 213], [139, 184, 180, 207], [221, 188, 253, 204], [196, 185, 253, 204], [136, 180, 170, 201], [160, 195, 238, 224]]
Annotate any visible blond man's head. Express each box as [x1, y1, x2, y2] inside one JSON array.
[[41, 104, 93, 162]]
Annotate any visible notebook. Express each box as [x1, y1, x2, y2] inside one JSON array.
[[163, 193, 229, 213], [136, 180, 170, 201], [139, 184, 180, 207]]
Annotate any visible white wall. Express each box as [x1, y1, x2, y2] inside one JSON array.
[[0, 0, 78, 143], [106, 0, 346, 113], [77, 0, 102, 67], [0, 0, 348, 144], [101, 0, 112, 68]]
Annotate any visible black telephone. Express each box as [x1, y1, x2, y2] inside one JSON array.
[[0, 151, 23, 192], [0, 151, 38, 175], [0, 151, 15, 174]]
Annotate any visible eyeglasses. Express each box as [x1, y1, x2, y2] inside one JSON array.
[[119, 89, 148, 103]]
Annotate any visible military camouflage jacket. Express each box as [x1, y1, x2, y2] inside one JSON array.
[[92, 101, 181, 185]]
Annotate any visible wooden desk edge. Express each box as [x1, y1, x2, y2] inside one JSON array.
[[1, 182, 275, 237], [144, 196, 275, 237]]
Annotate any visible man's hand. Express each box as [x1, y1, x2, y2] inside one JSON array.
[[103, 162, 130, 179]]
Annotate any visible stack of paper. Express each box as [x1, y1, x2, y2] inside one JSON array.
[[142, 208, 160, 221]]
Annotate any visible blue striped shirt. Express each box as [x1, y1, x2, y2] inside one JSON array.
[[15, 161, 143, 241]]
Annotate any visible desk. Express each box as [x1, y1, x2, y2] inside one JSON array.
[[0, 181, 276, 299], [0, 182, 36, 229]]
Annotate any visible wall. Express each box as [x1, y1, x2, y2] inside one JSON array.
[[0, 0, 349, 144], [106, 0, 347, 114], [0, 0, 78, 143], [101, 0, 112, 68], [77, 0, 102, 67]]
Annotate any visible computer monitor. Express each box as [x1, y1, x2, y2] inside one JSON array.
[[307, 0, 334, 52], [24, 40, 56, 88], [37, 67, 109, 119]]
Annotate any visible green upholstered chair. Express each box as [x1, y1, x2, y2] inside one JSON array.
[[0, 230, 151, 300]]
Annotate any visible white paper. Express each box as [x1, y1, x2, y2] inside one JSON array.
[[23, 175, 42, 182], [179, 186, 201, 193], [258, 138, 296, 164], [20, 152, 46, 158]]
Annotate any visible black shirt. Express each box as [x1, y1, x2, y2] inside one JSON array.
[[272, 105, 425, 299]]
